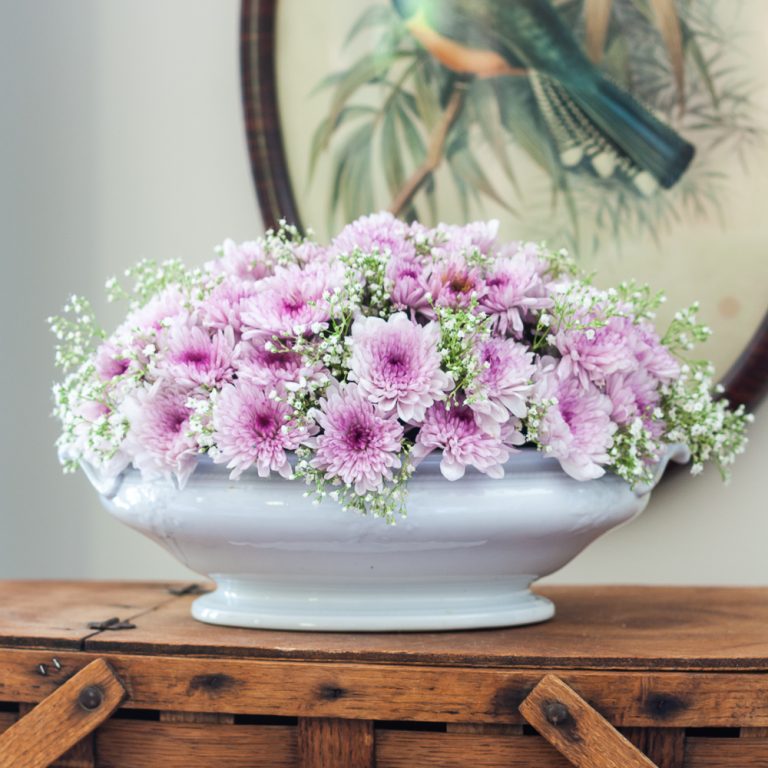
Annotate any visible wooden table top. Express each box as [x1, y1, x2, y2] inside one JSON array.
[[1, 581, 766, 671]]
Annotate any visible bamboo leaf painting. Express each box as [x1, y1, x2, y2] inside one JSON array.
[[308, 0, 763, 254]]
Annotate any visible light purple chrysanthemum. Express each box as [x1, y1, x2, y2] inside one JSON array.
[[94, 342, 131, 381], [331, 211, 414, 259], [631, 322, 681, 384], [207, 239, 272, 282], [308, 383, 404, 494], [158, 321, 237, 389], [240, 261, 343, 339], [386, 253, 431, 314], [200, 278, 261, 335], [212, 379, 309, 479], [555, 315, 636, 388], [426, 256, 485, 313], [534, 365, 617, 480], [480, 253, 551, 337], [412, 401, 523, 481], [122, 382, 198, 485], [468, 338, 536, 434], [348, 313, 453, 422], [234, 339, 326, 390], [432, 219, 499, 257]]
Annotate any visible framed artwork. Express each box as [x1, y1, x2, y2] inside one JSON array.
[[241, 0, 768, 409]]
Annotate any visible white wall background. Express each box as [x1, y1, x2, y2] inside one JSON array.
[[0, 1, 765, 585]]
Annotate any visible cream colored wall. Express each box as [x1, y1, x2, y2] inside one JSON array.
[[0, 1, 765, 584]]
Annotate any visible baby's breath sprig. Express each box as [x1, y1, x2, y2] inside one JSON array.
[[263, 219, 311, 266], [662, 303, 712, 355], [540, 246, 581, 280], [48, 295, 106, 374], [106, 258, 210, 310], [337, 246, 393, 317], [615, 280, 666, 322], [295, 442, 415, 523], [433, 298, 491, 402], [661, 362, 751, 480], [608, 418, 659, 487]]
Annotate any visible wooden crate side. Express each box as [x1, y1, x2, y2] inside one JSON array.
[[376, 731, 572, 768], [1, 649, 768, 728], [95, 722, 296, 768], [298, 718, 373, 768], [0, 712, 14, 734], [685, 736, 768, 766]]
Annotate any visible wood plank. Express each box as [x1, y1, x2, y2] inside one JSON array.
[[18, 703, 96, 767], [0, 581, 182, 650], [742, 727, 768, 738], [160, 711, 235, 723], [685, 737, 768, 766], [81, 584, 768, 672], [520, 674, 657, 768], [376, 731, 572, 767], [2, 648, 767, 727], [298, 718, 374, 768], [624, 728, 686, 768], [0, 659, 126, 768], [95, 721, 296, 768], [0, 712, 14, 734]]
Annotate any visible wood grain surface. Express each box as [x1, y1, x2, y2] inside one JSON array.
[[520, 674, 657, 768], [2, 648, 767, 728], [298, 718, 374, 768], [0, 581, 178, 650], [0, 659, 126, 768], [95, 721, 296, 768], [1, 582, 760, 671]]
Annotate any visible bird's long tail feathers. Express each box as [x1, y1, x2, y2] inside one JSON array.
[[529, 71, 694, 194]]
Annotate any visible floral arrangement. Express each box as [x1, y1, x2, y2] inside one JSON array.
[[50, 213, 750, 521]]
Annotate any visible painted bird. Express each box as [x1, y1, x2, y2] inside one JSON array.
[[391, 0, 694, 194]]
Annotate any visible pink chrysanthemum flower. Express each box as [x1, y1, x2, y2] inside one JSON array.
[[308, 384, 404, 494], [200, 278, 260, 335], [94, 342, 131, 381], [412, 401, 523, 481], [240, 261, 343, 339], [348, 313, 453, 422], [480, 253, 551, 336], [331, 211, 414, 259], [158, 322, 237, 389], [606, 369, 660, 426], [121, 286, 187, 335], [206, 239, 272, 282], [212, 379, 309, 479], [426, 256, 485, 313], [235, 339, 325, 390], [432, 219, 499, 257], [555, 316, 637, 388], [631, 322, 681, 384], [386, 253, 431, 314], [468, 338, 536, 434], [122, 382, 198, 485], [534, 365, 617, 480]]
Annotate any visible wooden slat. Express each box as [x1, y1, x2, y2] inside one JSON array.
[[80, 585, 768, 672], [520, 674, 657, 768], [742, 727, 768, 737], [18, 703, 96, 768], [685, 737, 768, 766], [0, 712, 14, 733], [160, 711, 235, 724], [2, 648, 767, 727], [298, 718, 374, 768], [0, 581, 181, 649], [95, 721, 296, 768], [624, 728, 686, 768], [376, 731, 572, 767], [0, 659, 125, 768]]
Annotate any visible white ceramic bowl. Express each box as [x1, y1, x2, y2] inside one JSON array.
[[87, 447, 688, 631]]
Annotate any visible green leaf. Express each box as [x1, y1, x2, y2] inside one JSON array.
[[381, 105, 406, 196], [309, 105, 375, 183], [344, 4, 396, 48], [395, 102, 426, 169]]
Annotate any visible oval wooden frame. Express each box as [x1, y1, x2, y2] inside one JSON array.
[[239, 0, 767, 411]]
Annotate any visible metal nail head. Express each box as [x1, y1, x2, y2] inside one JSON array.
[[37, 663, 48, 676], [543, 700, 570, 726], [78, 685, 104, 711], [52, 658, 62, 671]]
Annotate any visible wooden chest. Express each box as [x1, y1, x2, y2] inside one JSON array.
[[1, 582, 767, 767]]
